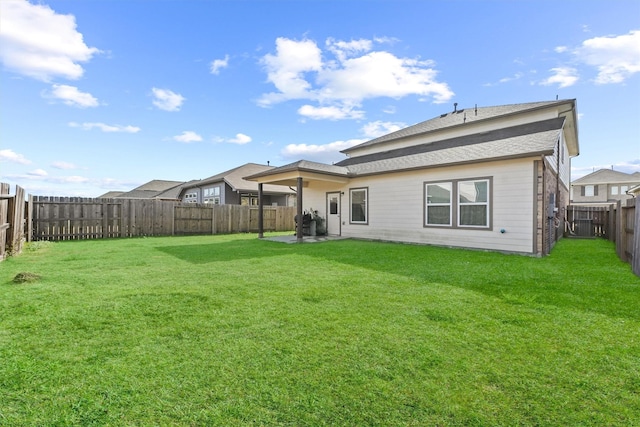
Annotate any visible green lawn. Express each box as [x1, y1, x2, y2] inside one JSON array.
[[1, 234, 638, 426]]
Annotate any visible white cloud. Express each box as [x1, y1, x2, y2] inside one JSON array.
[[540, 67, 579, 88], [210, 55, 229, 74], [554, 46, 568, 53], [360, 121, 406, 138], [69, 122, 140, 133], [173, 131, 202, 143], [258, 37, 453, 119], [46, 84, 99, 107], [259, 37, 323, 106], [281, 139, 365, 164], [0, 149, 31, 165], [0, 0, 100, 81], [152, 88, 185, 111], [575, 30, 640, 84], [326, 38, 373, 61], [228, 133, 252, 145], [51, 161, 78, 170], [27, 169, 48, 177], [298, 104, 365, 120]]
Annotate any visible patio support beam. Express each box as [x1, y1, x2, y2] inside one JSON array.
[[296, 177, 303, 243], [258, 183, 264, 238]]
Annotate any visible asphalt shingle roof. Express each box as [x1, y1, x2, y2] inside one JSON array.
[[571, 169, 640, 185], [342, 100, 573, 154], [346, 122, 563, 176], [185, 163, 296, 194]]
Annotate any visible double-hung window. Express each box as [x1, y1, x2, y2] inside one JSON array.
[[458, 179, 489, 227], [424, 177, 491, 229], [350, 188, 368, 224], [425, 182, 452, 226]]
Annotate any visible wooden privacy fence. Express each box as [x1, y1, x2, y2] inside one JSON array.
[[29, 196, 296, 241], [566, 199, 639, 277], [0, 183, 26, 260]]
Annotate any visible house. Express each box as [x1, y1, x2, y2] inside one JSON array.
[[570, 169, 640, 206], [246, 100, 579, 256], [99, 180, 186, 201], [178, 163, 296, 206]]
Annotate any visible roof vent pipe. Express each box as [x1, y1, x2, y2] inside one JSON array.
[[453, 102, 458, 113], [475, 104, 477, 116]]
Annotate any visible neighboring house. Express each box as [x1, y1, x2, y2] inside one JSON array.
[[98, 180, 186, 200], [570, 169, 640, 205], [246, 100, 579, 256], [178, 163, 296, 206]]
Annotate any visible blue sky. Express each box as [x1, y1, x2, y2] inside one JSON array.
[[1, 0, 639, 197]]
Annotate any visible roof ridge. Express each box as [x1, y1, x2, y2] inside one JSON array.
[[342, 99, 575, 154]]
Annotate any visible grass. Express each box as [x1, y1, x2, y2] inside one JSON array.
[[0, 234, 638, 426]]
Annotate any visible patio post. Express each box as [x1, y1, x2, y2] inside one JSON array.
[[296, 177, 303, 243], [257, 183, 264, 238]]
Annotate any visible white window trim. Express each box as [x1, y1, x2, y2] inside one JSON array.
[[349, 187, 368, 225], [457, 179, 490, 228], [425, 182, 452, 227]]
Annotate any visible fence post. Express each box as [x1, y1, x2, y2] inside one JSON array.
[[27, 194, 33, 242], [617, 200, 627, 262], [632, 197, 640, 277], [608, 204, 615, 242]]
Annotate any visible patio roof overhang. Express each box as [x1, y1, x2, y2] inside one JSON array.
[[244, 160, 351, 187]]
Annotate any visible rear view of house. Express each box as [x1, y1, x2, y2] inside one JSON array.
[[247, 100, 579, 255]]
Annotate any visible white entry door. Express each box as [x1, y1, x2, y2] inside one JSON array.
[[326, 192, 341, 236]]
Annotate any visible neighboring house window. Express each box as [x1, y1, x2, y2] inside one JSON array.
[[425, 182, 452, 226], [611, 186, 619, 195], [184, 192, 198, 203], [203, 186, 220, 204], [350, 188, 368, 224], [241, 194, 259, 206], [621, 185, 628, 194], [424, 178, 491, 229], [458, 179, 489, 227], [582, 185, 597, 197]]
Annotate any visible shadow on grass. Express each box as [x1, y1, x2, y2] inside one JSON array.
[[156, 238, 295, 264], [157, 236, 640, 320]]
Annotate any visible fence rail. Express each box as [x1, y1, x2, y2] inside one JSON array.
[[29, 196, 296, 241]]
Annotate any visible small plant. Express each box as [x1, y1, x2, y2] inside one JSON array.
[[12, 272, 42, 283]]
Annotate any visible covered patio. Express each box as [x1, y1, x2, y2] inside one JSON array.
[[244, 160, 350, 243]]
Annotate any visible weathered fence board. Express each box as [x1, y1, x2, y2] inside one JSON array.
[[29, 196, 296, 241], [0, 183, 9, 259], [632, 197, 640, 277], [0, 184, 26, 260]]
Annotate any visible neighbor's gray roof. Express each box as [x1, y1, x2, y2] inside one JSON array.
[[98, 191, 125, 199], [132, 180, 184, 192], [184, 163, 296, 194], [571, 169, 640, 185], [113, 180, 185, 199], [342, 99, 574, 154]]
